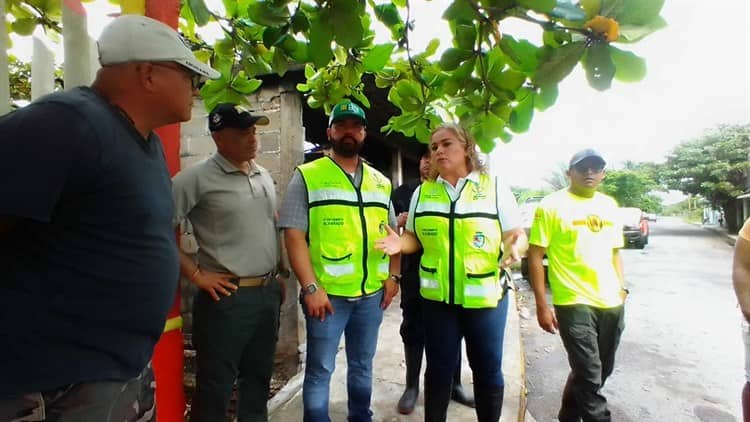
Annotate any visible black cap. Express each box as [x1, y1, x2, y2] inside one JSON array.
[[209, 103, 269, 132], [569, 148, 606, 168]]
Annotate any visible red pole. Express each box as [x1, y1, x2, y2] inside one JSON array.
[[143, 1, 185, 420]]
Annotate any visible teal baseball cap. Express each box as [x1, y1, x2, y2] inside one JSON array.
[[328, 101, 367, 127]]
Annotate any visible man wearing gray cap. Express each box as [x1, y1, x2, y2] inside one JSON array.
[[172, 103, 287, 422], [527, 149, 627, 422], [0, 15, 219, 421]]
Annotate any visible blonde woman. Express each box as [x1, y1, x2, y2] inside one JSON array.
[[377, 124, 525, 421]]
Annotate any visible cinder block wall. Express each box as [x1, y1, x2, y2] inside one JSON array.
[[178, 81, 306, 381]]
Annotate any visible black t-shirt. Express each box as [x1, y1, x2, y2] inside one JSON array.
[[0, 87, 179, 396], [392, 179, 422, 276]]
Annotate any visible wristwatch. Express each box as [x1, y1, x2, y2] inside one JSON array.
[[301, 282, 318, 296], [388, 274, 402, 284]]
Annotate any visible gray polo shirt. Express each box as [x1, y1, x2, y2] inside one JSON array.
[[173, 152, 278, 277]]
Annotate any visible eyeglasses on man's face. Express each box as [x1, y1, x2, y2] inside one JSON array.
[[572, 162, 605, 174], [151, 62, 205, 90]]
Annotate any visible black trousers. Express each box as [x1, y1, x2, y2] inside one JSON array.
[[399, 272, 425, 347], [554, 304, 625, 422]]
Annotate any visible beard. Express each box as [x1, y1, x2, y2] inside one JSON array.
[[330, 136, 363, 158]]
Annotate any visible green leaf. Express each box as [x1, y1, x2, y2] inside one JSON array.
[[263, 26, 288, 47], [351, 90, 371, 108], [452, 57, 477, 79], [509, 89, 535, 133], [583, 41, 615, 91], [580, 0, 601, 18], [222, 0, 238, 17], [291, 11, 310, 33], [330, 0, 365, 48], [532, 41, 585, 86], [362, 43, 395, 72], [272, 48, 289, 76], [188, 0, 212, 26], [11, 18, 37, 36], [470, 114, 504, 153], [549, 0, 586, 21], [442, 0, 476, 23], [231, 74, 262, 94], [455, 24, 477, 50], [439, 48, 474, 71], [394, 80, 424, 111], [517, 0, 556, 14], [374, 3, 401, 26], [610, 46, 646, 82], [499, 36, 540, 74], [214, 37, 234, 57], [194, 50, 213, 64], [492, 70, 526, 92], [534, 84, 558, 111], [617, 16, 667, 43], [609, 0, 665, 26], [247, 0, 291, 27], [309, 13, 334, 68]]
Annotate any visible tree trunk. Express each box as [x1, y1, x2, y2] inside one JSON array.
[[723, 199, 740, 234]]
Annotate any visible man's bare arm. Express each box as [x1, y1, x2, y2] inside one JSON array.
[[733, 236, 750, 322]]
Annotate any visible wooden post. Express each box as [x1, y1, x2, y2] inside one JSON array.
[[31, 36, 55, 100], [62, 1, 93, 89]]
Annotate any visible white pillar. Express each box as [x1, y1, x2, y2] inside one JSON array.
[[31, 36, 55, 100], [62, 3, 93, 89], [0, 0, 10, 115]]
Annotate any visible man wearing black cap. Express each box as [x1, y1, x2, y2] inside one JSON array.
[[172, 103, 286, 422], [527, 149, 627, 422], [280, 100, 400, 421]]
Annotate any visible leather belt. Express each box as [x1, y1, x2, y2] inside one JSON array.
[[229, 272, 273, 287]]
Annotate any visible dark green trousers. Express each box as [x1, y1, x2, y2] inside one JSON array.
[[191, 282, 281, 422], [554, 304, 624, 422]]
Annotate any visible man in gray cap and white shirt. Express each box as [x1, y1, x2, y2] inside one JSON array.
[[172, 103, 287, 422], [0, 15, 219, 421]]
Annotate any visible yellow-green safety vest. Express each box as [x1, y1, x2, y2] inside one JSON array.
[[414, 174, 504, 308], [298, 157, 392, 297]]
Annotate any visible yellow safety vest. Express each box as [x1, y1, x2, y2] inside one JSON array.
[[298, 157, 392, 297], [414, 174, 504, 308]]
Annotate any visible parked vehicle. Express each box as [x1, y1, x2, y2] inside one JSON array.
[[620, 207, 649, 249]]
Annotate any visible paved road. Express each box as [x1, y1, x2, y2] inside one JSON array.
[[518, 217, 742, 422]]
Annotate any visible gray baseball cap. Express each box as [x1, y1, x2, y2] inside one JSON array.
[[569, 148, 606, 168], [97, 15, 220, 80]]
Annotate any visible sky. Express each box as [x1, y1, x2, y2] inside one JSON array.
[[10, 0, 750, 194]]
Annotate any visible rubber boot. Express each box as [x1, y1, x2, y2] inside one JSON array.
[[451, 353, 475, 408], [424, 383, 452, 422], [397, 344, 423, 414], [474, 385, 504, 422]]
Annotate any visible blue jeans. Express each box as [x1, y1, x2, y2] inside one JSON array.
[[303, 290, 384, 422], [423, 294, 509, 389]]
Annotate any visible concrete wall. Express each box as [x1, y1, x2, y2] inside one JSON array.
[[179, 81, 306, 378]]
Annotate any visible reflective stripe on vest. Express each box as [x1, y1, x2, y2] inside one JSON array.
[[299, 157, 392, 297], [414, 174, 504, 308]]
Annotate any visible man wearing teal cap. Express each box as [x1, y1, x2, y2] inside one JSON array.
[[280, 100, 400, 421]]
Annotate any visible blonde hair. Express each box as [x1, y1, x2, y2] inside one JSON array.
[[427, 123, 487, 180]]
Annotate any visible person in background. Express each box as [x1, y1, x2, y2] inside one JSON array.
[[280, 100, 400, 422], [172, 103, 287, 422], [732, 218, 750, 422], [377, 123, 525, 422], [0, 15, 219, 421], [528, 149, 627, 422], [391, 146, 475, 414]]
